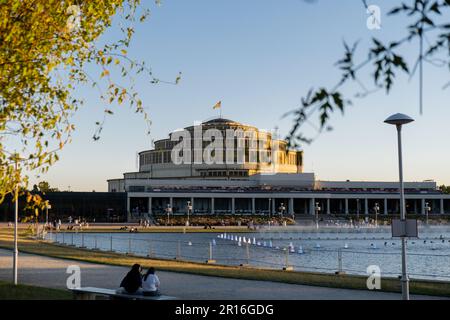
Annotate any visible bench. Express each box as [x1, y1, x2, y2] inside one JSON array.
[[70, 287, 176, 300]]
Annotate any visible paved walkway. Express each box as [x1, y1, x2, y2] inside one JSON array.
[[0, 249, 445, 300]]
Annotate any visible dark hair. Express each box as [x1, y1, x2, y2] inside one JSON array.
[[143, 267, 155, 281], [131, 264, 141, 273]]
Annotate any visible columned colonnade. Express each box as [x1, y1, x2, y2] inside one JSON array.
[[128, 192, 450, 216]]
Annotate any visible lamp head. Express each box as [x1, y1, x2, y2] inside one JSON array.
[[384, 113, 414, 126]]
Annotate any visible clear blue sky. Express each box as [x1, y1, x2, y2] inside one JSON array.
[[32, 0, 450, 191]]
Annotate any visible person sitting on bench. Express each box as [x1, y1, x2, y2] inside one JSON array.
[[142, 267, 160, 296], [117, 264, 142, 294]]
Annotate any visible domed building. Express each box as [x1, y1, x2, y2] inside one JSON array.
[[135, 117, 303, 179], [108, 117, 450, 221]]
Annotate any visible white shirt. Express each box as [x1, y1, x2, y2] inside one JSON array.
[[142, 274, 160, 292]]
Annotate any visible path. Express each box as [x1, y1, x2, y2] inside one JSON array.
[[0, 249, 445, 300]]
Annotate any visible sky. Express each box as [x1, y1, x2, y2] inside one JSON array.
[[30, 0, 450, 191]]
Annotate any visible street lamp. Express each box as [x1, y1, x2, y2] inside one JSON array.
[[45, 203, 52, 226], [187, 201, 192, 226], [279, 203, 286, 217], [13, 154, 19, 285], [425, 202, 431, 225], [315, 202, 321, 230], [356, 199, 360, 223], [268, 198, 272, 218], [384, 112, 414, 301], [166, 204, 172, 226], [374, 203, 380, 227]]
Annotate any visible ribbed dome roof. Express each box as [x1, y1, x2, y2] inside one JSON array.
[[203, 118, 236, 124]]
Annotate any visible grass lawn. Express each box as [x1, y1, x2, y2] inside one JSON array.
[[0, 280, 71, 300], [1, 228, 450, 298]]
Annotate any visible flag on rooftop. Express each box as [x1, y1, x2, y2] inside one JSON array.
[[213, 101, 221, 109]]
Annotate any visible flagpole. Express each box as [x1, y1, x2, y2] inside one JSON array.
[[213, 101, 222, 118]]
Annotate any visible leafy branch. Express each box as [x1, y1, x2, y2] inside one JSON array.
[[287, 0, 450, 149], [0, 0, 179, 207]]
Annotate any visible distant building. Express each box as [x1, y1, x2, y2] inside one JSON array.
[[0, 192, 127, 223], [110, 117, 302, 189], [108, 118, 450, 220]]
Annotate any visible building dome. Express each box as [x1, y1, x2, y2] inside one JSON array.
[[202, 118, 236, 124], [200, 117, 256, 130], [136, 117, 304, 179]]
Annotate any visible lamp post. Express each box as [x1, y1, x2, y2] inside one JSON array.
[[13, 154, 19, 285], [166, 204, 172, 226], [279, 203, 285, 217], [187, 201, 192, 226], [425, 202, 431, 225], [374, 203, 380, 227], [356, 199, 360, 223], [268, 198, 272, 218], [385, 112, 414, 301], [315, 202, 321, 230], [45, 203, 52, 226]]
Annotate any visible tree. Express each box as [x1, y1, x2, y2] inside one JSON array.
[[0, 1, 178, 204], [286, 0, 450, 147], [439, 185, 450, 194], [33, 181, 59, 193]]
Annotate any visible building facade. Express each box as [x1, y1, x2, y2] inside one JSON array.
[[108, 118, 450, 220], [0, 192, 127, 223]]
